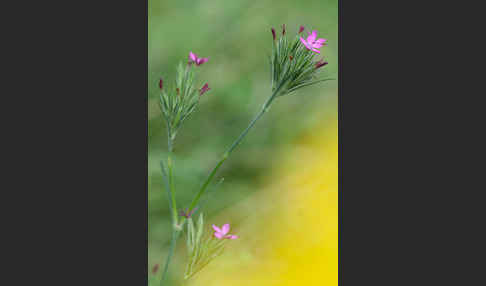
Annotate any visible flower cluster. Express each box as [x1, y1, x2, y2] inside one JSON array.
[[270, 25, 331, 97], [183, 214, 238, 280], [159, 52, 211, 144]]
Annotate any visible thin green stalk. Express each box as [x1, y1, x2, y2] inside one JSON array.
[[166, 123, 178, 226], [160, 229, 181, 286], [188, 86, 283, 211], [160, 125, 179, 285]]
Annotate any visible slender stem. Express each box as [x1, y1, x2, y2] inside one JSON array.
[[160, 229, 181, 286], [166, 124, 178, 225], [188, 88, 281, 211], [160, 124, 179, 285]]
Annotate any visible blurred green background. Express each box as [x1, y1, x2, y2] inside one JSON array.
[[148, 0, 338, 284]]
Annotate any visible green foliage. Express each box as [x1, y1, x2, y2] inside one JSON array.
[[159, 63, 204, 143]]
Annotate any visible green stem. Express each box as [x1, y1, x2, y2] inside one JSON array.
[[160, 229, 181, 286], [188, 88, 281, 211], [160, 125, 179, 285]]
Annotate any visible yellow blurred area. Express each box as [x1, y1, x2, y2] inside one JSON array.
[[189, 117, 338, 286]]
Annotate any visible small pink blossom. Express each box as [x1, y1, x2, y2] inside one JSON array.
[[188, 52, 209, 66], [199, 83, 210, 96], [212, 223, 238, 240], [300, 30, 327, 54]]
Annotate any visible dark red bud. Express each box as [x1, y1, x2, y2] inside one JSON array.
[[159, 78, 163, 90], [282, 24, 286, 35], [152, 264, 159, 274], [299, 26, 305, 34], [315, 61, 328, 69], [199, 83, 210, 96], [271, 28, 276, 41], [289, 55, 293, 61]]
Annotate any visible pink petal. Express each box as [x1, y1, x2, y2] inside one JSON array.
[[189, 52, 197, 62], [226, 235, 238, 240], [199, 57, 209, 65], [221, 224, 230, 235], [214, 232, 224, 239], [312, 42, 324, 49], [300, 37, 312, 51], [307, 30, 317, 43], [315, 38, 327, 45], [311, 48, 321, 54], [212, 224, 222, 233]]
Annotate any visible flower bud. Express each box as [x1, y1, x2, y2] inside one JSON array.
[[299, 26, 305, 34], [271, 27, 276, 41], [315, 60, 328, 69], [159, 78, 163, 90], [199, 83, 210, 96], [152, 264, 159, 274], [282, 24, 286, 35]]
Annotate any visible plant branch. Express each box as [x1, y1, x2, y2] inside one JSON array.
[[187, 85, 283, 211]]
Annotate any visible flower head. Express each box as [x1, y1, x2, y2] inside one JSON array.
[[299, 25, 305, 34], [212, 223, 238, 240], [199, 83, 210, 96], [188, 52, 209, 66], [300, 30, 327, 54]]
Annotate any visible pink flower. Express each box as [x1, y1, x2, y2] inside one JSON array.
[[300, 30, 327, 54], [188, 52, 209, 66], [199, 83, 210, 96], [212, 223, 238, 240], [299, 26, 305, 34]]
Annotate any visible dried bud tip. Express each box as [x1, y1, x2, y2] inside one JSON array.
[[152, 264, 159, 274], [271, 28, 276, 41], [159, 78, 163, 90], [299, 26, 305, 34], [282, 24, 286, 35], [179, 208, 197, 218], [289, 55, 293, 61], [176, 88, 180, 95], [315, 61, 328, 69]]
